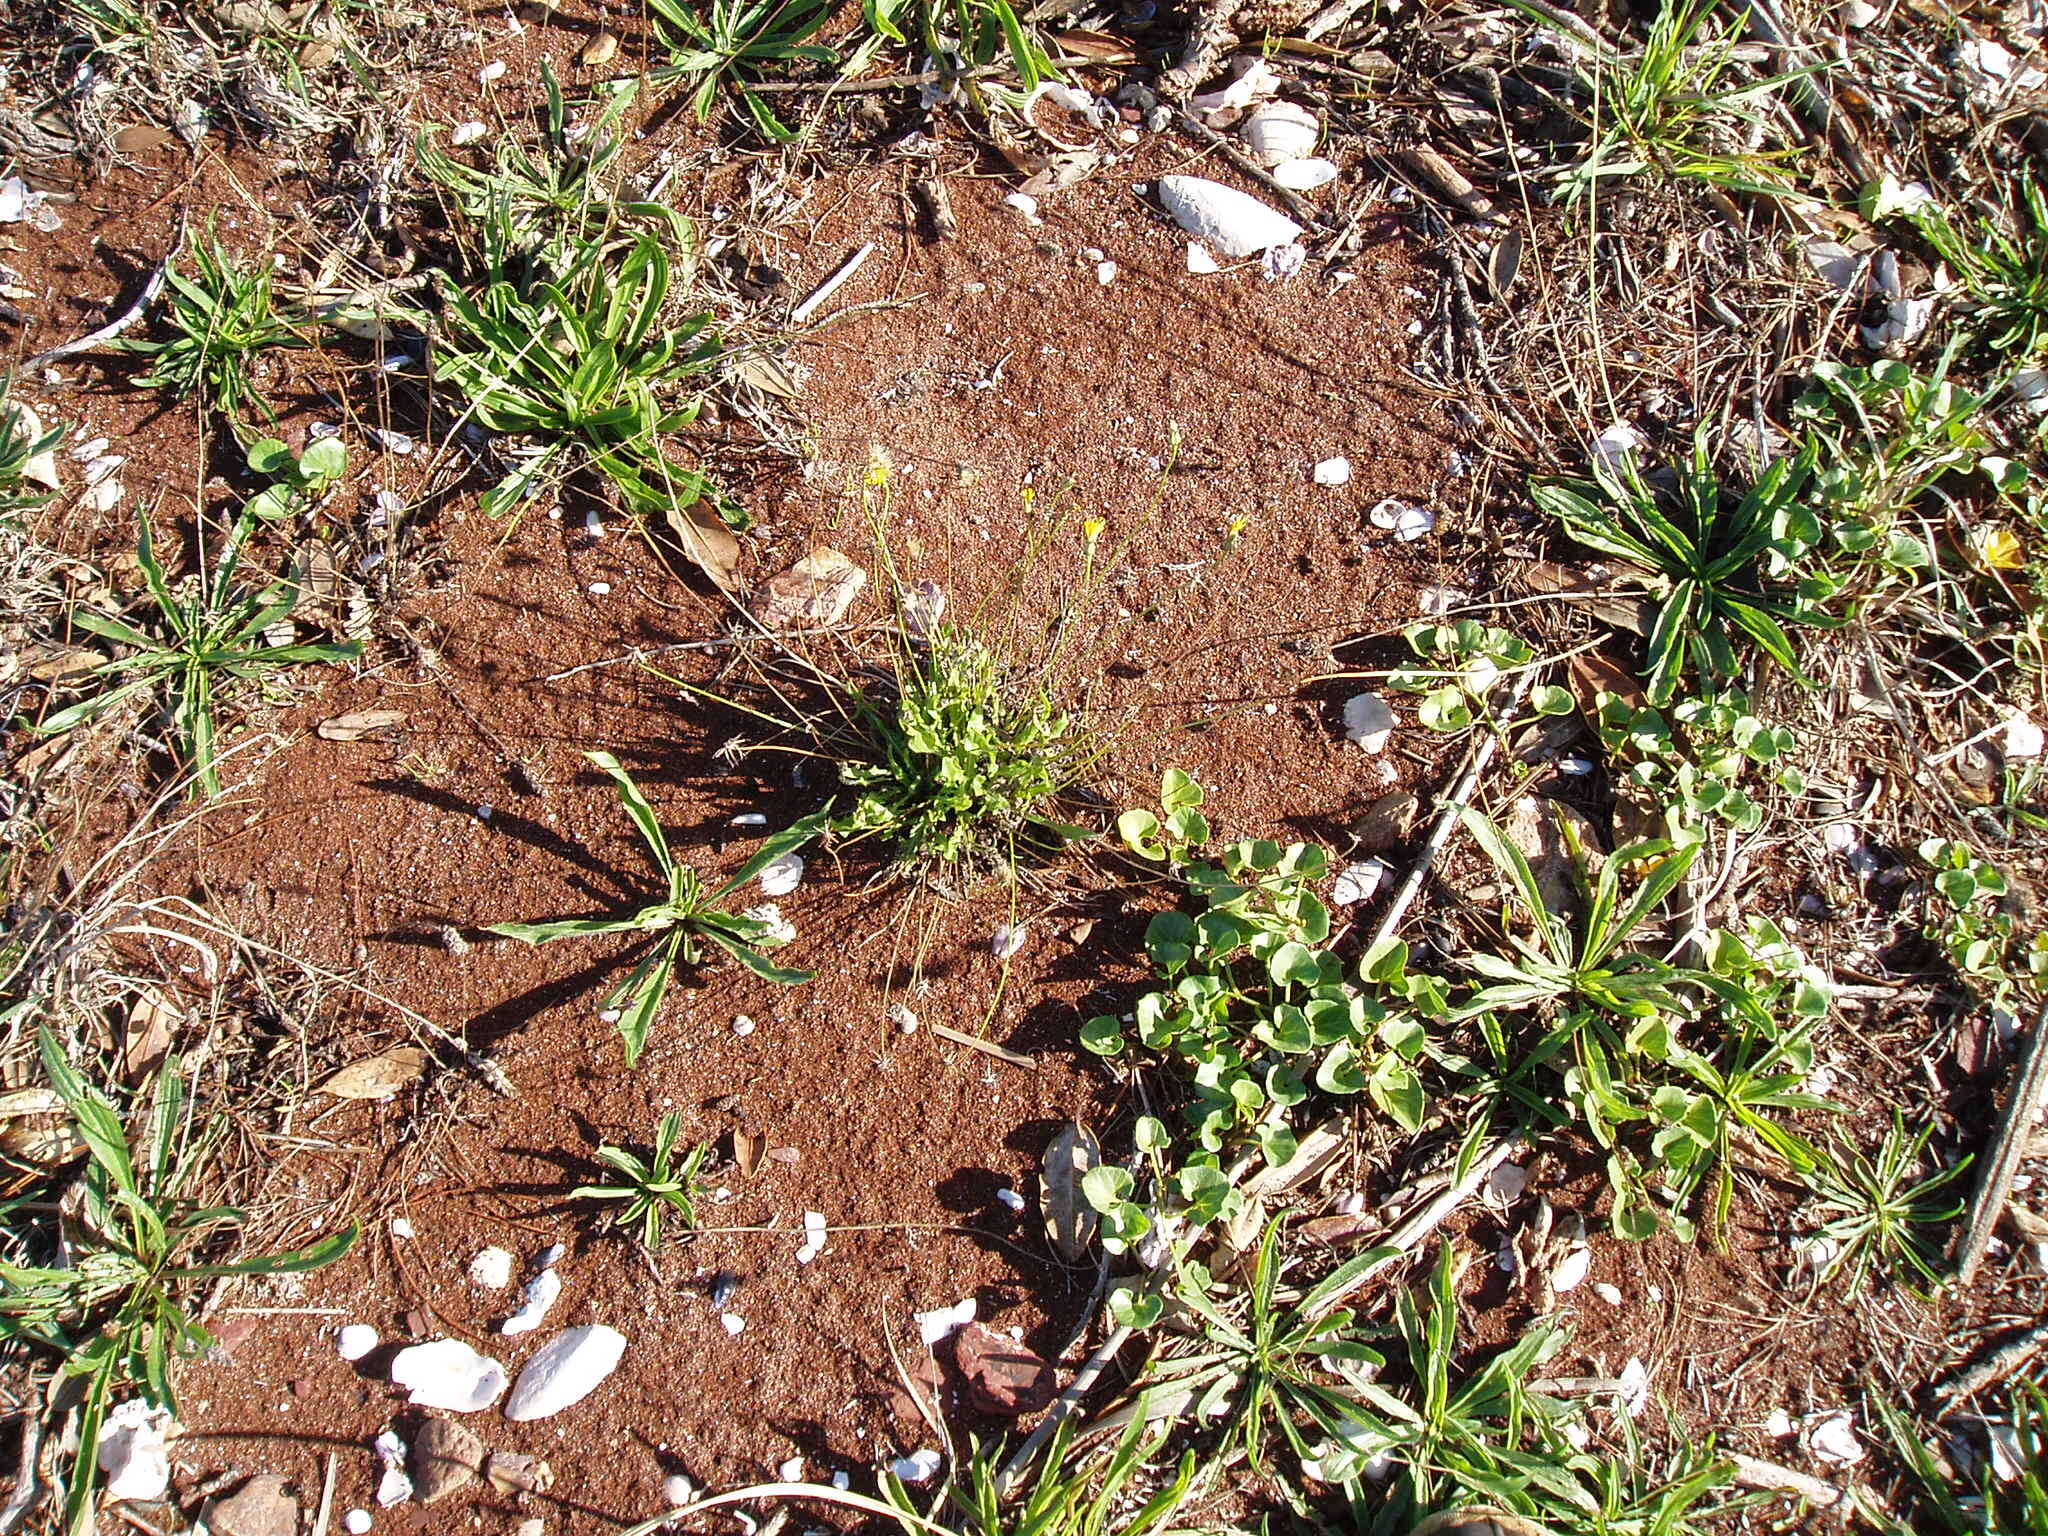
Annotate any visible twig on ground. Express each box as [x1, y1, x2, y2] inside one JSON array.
[[309, 1452, 337, 1536], [929, 1022, 1036, 1069], [1932, 1322, 2048, 1409], [1372, 671, 1536, 947], [1726, 1452, 1847, 1510], [22, 212, 187, 372], [1954, 997, 2048, 1286]]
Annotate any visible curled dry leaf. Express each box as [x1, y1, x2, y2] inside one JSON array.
[[663, 499, 740, 591], [317, 709, 407, 742], [734, 1129, 766, 1177], [318, 1045, 431, 1100], [752, 547, 866, 630], [1041, 1120, 1100, 1263], [125, 987, 182, 1080], [0, 1086, 77, 1168]]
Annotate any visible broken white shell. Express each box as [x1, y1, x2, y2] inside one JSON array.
[[1342, 693, 1395, 752], [1807, 1410, 1865, 1465], [1188, 58, 1281, 113], [1186, 242, 1222, 275], [992, 924, 1026, 961], [915, 1298, 975, 1346], [1272, 157, 1339, 191], [795, 1210, 828, 1265], [756, 853, 803, 897], [336, 1324, 380, 1361], [1243, 101, 1318, 168], [1332, 859, 1388, 906], [891, 1449, 944, 1484], [1157, 175, 1303, 259], [1550, 1246, 1592, 1293], [5, 403, 59, 490], [2006, 715, 2045, 759], [500, 1266, 562, 1336], [1312, 457, 1351, 487], [503, 1324, 627, 1422], [98, 1400, 174, 1502], [390, 1339, 508, 1413]]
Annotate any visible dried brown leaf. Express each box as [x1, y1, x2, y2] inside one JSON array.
[[1041, 1121, 1099, 1263], [317, 1045, 430, 1100], [663, 500, 741, 591], [317, 709, 407, 742], [734, 1130, 766, 1177]]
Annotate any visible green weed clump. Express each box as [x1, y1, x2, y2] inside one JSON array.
[[488, 751, 824, 1064], [573, 1111, 713, 1247], [0, 1028, 356, 1536], [37, 503, 362, 798]]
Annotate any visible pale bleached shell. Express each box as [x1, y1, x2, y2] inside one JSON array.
[[503, 1324, 626, 1422], [1243, 101, 1318, 168], [1342, 693, 1395, 752], [390, 1339, 508, 1413], [6, 402, 59, 490], [1157, 176, 1303, 259], [98, 1400, 174, 1502], [1550, 1246, 1592, 1292], [1272, 157, 1340, 191]]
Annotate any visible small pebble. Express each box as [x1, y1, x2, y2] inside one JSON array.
[[336, 1324, 379, 1361], [390, 1218, 415, 1240], [778, 1458, 805, 1482], [1312, 457, 1351, 487], [664, 1474, 695, 1506], [995, 1188, 1025, 1213], [721, 1313, 746, 1335], [589, 582, 611, 596], [732, 1016, 757, 1037], [344, 1512, 372, 1535], [468, 1248, 514, 1290], [479, 60, 506, 83]]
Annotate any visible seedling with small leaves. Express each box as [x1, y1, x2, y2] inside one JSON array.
[[1801, 1112, 1967, 1297], [35, 508, 361, 797], [488, 752, 825, 1064], [573, 1112, 712, 1248]]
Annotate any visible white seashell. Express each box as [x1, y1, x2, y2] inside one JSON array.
[[996, 1188, 1025, 1212], [1617, 1357, 1650, 1417], [992, 924, 1026, 960], [468, 1248, 514, 1290], [1765, 1407, 1796, 1438], [86, 478, 125, 513], [449, 121, 487, 146], [1591, 421, 1645, 475], [1331, 859, 1387, 906], [757, 853, 803, 896], [500, 1266, 562, 1335], [1368, 498, 1435, 541], [720, 1313, 746, 1335], [795, 1210, 828, 1265], [2005, 715, 2044, 759], [390, 1339, 508, 1413], [1156, 175, 1303, 259], [664, 1474, 696, 1506], [98, 1400, 174, 1501], [6, 403, 59, 490], [478, 60, 506, 84], [503, 1324, 627, 1421], [336, 1324, 380, 1360], [1342, 693, 1395, 753], [730, 812, 768, 827], [1550, 1246, 1592, 1292], [1807, 1410, 1864, 1465], [1272, 157, 1340, 191], [891, 1450, 944, 1483], [1186, 242, 1222, 274], [344, 1511, 372, 1534], [375, 1468, 413, 1507], [915, 1297, 975, 1346], [1188, 58, 1281, 113], [1593, 1282, 1623, 1305], [1313, 457, 1351, 486], [1243, 101, 1317, 168], [889, 1002, 919, 1034], [1002, 192, 1040, 225]]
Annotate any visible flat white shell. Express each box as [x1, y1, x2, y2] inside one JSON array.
[[1157, 175, 1303, 259], [390, 1339, 508, 1413], [503, 1324, 627, 1422]]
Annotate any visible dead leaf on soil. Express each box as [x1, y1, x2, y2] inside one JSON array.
[[1568, 650, 1644, 714], [124, 987, 182, 1080], [1503, 797, 1605, 919], [732, 352, 801, 400], [1049, 29, 1136, 62], [413, 1417, 485, 1504], [317, 1045, 430, 1100], [734, 1129, 766, 1177], [663, 499, 741, 591], [1041, 1121, 1099, 1263], [750, 547, 867, 630], [952, 1321, 1056, 1416], [112, 124, 176, 154], [1349, 789, 1418, 855], [316, 709, 407, 742], [484, 1452, 552, 1495], [1299, 1212, 1380, 1248]]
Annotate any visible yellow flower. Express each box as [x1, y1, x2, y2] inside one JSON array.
[[864, 446, 893, 486], [1973, 525, 2025, 570], [1082, 517, 1105, 543]]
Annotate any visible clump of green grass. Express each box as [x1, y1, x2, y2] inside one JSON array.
[[36, 506, 362, 797], [0, 1027, 357, 1536], [1801, 1112, 1967, 1297], [1912, 176, 2048, 360], [487, 751, 825, 1064], [648, 0, 837, 141], [109, 224, 307, 429], [573, 1111, 712, 1247], [1530, 430, 1835, 706], [1519, 0, 1812, 202]]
